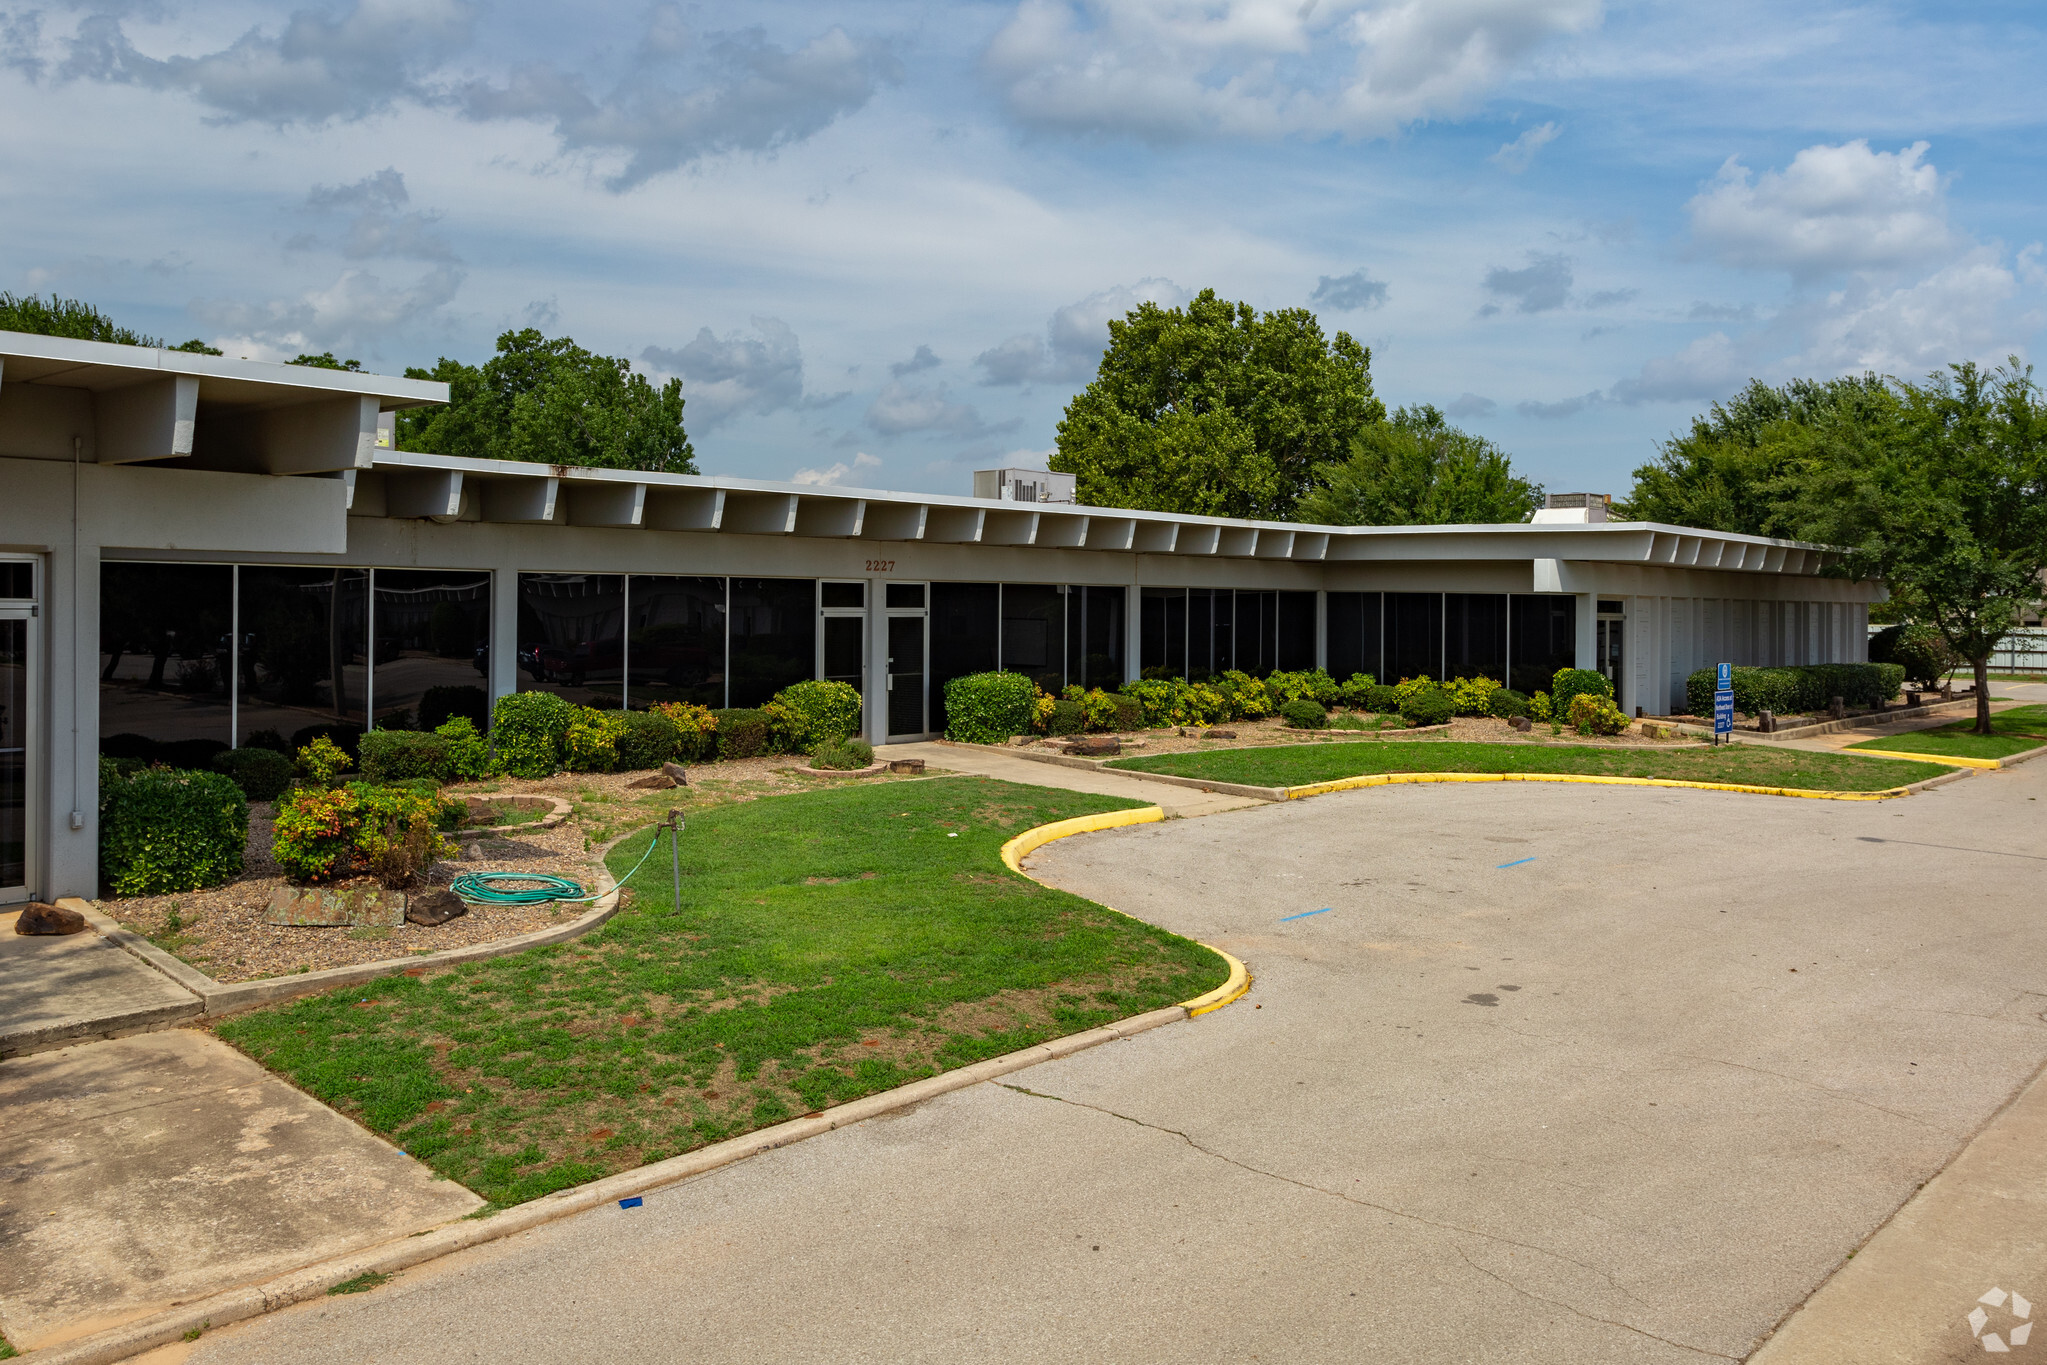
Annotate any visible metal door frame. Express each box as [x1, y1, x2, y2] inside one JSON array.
[[817, 579, 869, 730], [884, 587, 931, 742], [0, 556, 40, 906]]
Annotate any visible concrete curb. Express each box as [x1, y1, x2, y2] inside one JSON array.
[[794, 761, 888, 778], [1281, 769, 1928, 803], [68, 846, 626, 1020], [0, 993, 203, 1060], [1846, 747, 2002, 770], [26, 1004, 1194, 1365]]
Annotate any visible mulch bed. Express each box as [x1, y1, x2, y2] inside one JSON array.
[[1004, 711, 1693, 758]]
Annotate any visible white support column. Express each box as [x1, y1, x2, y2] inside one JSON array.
[[1314, 590, 1327, 673], [1124, 583, 1142, 686], [489, 564, 519, 710], [867, 576, 888, 746], [1574, 594, 1596, 671]]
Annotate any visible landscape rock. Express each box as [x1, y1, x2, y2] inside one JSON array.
[[629, 772, 675, 789], [1204, 729, 1237, 740], [406, 887, 469, 927], [1509, 716, 1533, 732], [1071, 736, 1121, 757], [888, 758, 926, 774], [462, 842, 485, 862], [264, 886, 406, 928], [15, 901, 86, 935], [660, 762, 690, 785]]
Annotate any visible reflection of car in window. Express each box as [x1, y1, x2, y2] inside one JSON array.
[[629, 623, 716, 688], [521, 637, 622, 686]]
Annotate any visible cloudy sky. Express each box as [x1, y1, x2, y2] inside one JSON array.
[[2, 1, 2042, 498]]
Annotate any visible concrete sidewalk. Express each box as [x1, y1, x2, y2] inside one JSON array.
[[880, 740, 1266, 818], [0, 907, 201, 1058]]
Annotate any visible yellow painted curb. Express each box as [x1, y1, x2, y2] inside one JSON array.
[[1845, 747, 2001, 770], [1284, 770, 1915, 803], [999, 805, 1250, 1017]]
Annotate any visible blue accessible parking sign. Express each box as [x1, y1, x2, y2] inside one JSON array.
[[1714, 661, 1734, 737]]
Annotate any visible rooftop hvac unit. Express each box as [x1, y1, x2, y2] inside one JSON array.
[[972, 467, 1077, 504]]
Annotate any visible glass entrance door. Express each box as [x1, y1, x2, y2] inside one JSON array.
[[1595, 601, 1625, 708], [818, 580, 867, 734], [0, 606, 34, 904], [886, 614, 927, 739]]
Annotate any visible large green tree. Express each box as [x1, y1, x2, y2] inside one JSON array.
[[1049, 289, 1383, 519], [1296, 405, 1541, 525], [1615, 374, 1890, 533], [1785, 361, 2047, 734], [0, 292, 220, 354], [398, 328, 696, 475]]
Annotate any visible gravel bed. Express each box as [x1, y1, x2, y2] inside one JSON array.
[[1007, 711, 1695, 757]]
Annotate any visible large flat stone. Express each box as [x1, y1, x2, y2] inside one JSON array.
[[0, 909, 201, 1057], [0, 1029, 482, 1351]]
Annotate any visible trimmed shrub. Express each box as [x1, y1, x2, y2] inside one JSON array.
[[562, 707, 632, 772], [1362, 683, 1399, 714], [1214, 670, 1272, 720], [1682, 663, 1906, 718], [1337, 673, 1379, 709], [101, 733, 159, 762], [1528, 690, 1555, 723], [418, 684, 489, 732], [359, 729, 449, 784], [943, 671, 1038, 744], [272, 781, 456, 884], [1265, 669, 1340, 709], [211, 747, 295, 801], [1550, 668, 1612, 717], [650, 702, 720, 762], [101, 768, 248, 896], [810, 737, 876, 771], [771, 680, 864, 748], [1399, 686, 1454, 728], [1870, 622, 1958, 689], [1279, 698, 1327, 729], [1102, 692, 1145, 731], [290, 724, 362, 760], [1569, 691, 1631, 736], [615, 709, 683, 771], [1074, 688, 1120, 731], [491, 691, 577, 778], [712, 708, 772, 760], [244, 728, 291, 754], [1446, 676, 1502, 716], [435, 718, 496, 780], [295, 734, 353, 785], [1392, 674, 1440, 707], [1124, 678, 1181, 728], [1487, 687, 1529, 719], [1047, 699, 1085, 735]]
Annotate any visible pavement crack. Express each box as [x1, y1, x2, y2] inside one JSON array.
[[995, 1083, 1647, 1308], [1451, 1247, 1736, 1359], [1672, 1053, 1939, 1129]]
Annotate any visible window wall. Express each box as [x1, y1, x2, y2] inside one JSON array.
[[727, 578, 814, 707], [1143, 588, 1314, 680], [99, 562, 235, 764], [516, 573, 624, 707], [1071, 586, 1124, 690], [931, 582, 998, 733], [629, 576, 726, 709], [374, 569, 490, 729], [1510, 595, 1576, 695], [999, 584, 1065, 695], [1327, 591, 1382, 681], [1385, 592, 1444, 683], [1445, 593, 1507, 683]]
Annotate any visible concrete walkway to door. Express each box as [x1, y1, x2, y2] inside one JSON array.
[[879, 740, 1264, 818], [0, 906, 201, 1058]]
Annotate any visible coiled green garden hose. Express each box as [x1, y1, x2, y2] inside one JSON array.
[[448, 819, 675, 906]]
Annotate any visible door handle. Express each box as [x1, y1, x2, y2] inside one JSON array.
[[887, 675, 894, 690]]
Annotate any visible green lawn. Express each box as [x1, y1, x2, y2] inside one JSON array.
[[216, 778, 1225, 1209], [1848, 704, 2047, 761], [1107, 739, 1949, 792]]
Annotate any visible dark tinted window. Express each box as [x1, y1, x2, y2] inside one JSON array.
[[1076, 586, 1124, 689], [999, 584, 1064, 693], [821, 582, 863, 609], [1385, 592, 1443, 683], [1510, 594, 1577, 695], [1326, 591, 1381, 682], [930, 582, 998, 732], [100, 562, 234, 762], [239, 566, 369, 750], [373, 569, 490, 730], [0, 562, 31, 599], [1277, 592, 1317, 672], [630, 576, 726, 708], [886, 582, 925, 609], [728, 578, 814, 707], [1141, 587, 1186, 679], [517, 574, 624, 708], [1191, 588, 1230, 677], [1445, 593, 1507, 682]]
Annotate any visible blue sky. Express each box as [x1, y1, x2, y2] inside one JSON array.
[[3, 0, 2043, 500]]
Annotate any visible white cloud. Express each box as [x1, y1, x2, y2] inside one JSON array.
[[1481, 251, 1572, 313], [194, 263, 464, 359], [1606, 331, 1745, 405], [1792, 247, 2021, 374], [1687, 140, 1953, 279], [59, 0, 473, 125], [1489, 120, 1559, 173], [643, 317, 808, 427], [459, 13, 898, 190], [792, 451, 881, 486], [302, 169, 458, 262], [1310, 268, 1389, 311], [866, 379, 1006, 436], [983, 0, 1601, 142], [976, 276, 1186, 385]]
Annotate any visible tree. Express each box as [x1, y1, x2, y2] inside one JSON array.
[[1786, 360, 2047, 734], [0, 291, 220, 353], [398, 328, 696, 475], [290, 352, 364, 371], [1295, 405, 1542, 525], [1049, 289, 1383, 519], [1615, 375, 1890, 533]]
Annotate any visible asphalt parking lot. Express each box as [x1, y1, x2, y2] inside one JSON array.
[[175, 759, 2047, 1364]]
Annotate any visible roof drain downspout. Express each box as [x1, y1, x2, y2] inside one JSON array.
[[70, 435, 84, 834]]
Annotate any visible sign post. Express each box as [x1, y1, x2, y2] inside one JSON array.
[[1713, 662, 1734, 743]]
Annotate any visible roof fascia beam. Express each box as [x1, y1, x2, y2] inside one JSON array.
[[1290, 531, 1329, 561], [95, 374, 199, 465], [1035, 513, 1088, 548], [644, 487, 724, 531], [722, 492, 799, 535], [1132, 521, 1179, 554], [924, 506, 985, 543], [982, 509, 1040, 546], [1216, 527, 1258, 557], [1176, 524, 1222, 556], [480, 475, 559, 524], [383, 468, 464, 519], [861, 503, 926, 541], [1253, 529, 1296, 559], [252, 394, 380, 475], [566, 481, 647, 528], [1087, 517, 1136, 551], [794, 497, 866, 538]]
